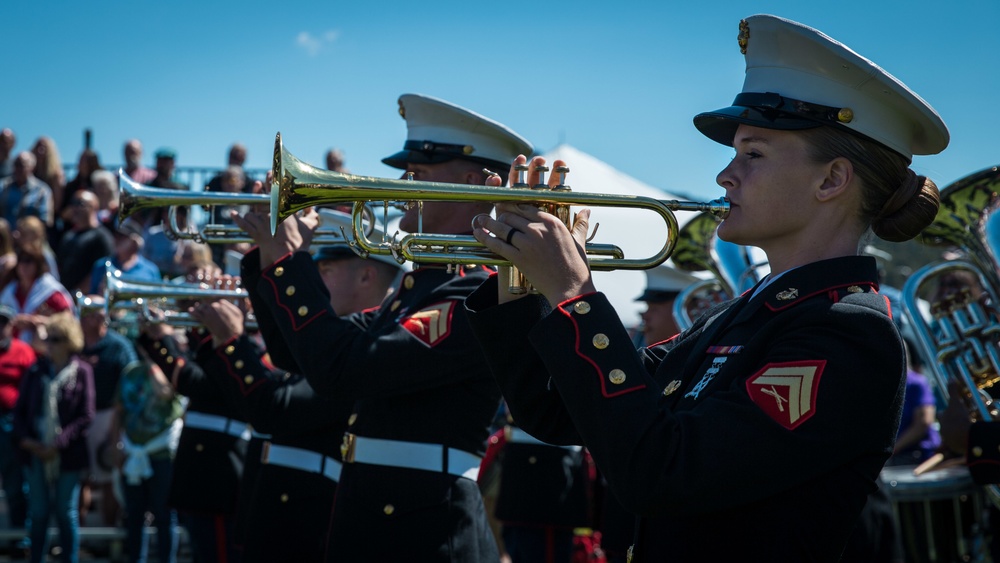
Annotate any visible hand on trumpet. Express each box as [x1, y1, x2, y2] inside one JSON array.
[[472, 155, 596, 306], [232, 205, 320, 269], [190, 299, 245, 349], [137, 306, 176, 340], [248, 171, 273, 211]]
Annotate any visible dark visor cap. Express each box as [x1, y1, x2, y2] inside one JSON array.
[[693, 92, 839, 147], [635, 289, 681, 303], [382, 140, 509, 174], [313, 244, 356, 262]]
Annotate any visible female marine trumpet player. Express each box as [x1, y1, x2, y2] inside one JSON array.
[[465, 15, 948, 562]]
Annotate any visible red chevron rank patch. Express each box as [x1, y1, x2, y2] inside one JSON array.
[[401, 301, 455, 347], [745, 360, 826, 430]]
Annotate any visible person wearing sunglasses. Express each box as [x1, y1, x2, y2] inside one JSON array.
[[11, 311, 94, 563]]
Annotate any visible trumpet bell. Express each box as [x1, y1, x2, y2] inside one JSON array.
[[119, 169, 267, 223]]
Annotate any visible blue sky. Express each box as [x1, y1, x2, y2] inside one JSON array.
[[5, 0, 999, 202]]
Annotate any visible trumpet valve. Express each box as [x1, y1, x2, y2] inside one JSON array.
[[554, 166, 571, 192], [513, 164, 530, 188], [532, 165, 549, 189]]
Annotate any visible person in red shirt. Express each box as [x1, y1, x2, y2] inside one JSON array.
[[0, 304, 37, 540], [0, 247, 72, 346]]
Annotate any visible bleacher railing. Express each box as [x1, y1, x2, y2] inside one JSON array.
[[63, 165, 272, 193]]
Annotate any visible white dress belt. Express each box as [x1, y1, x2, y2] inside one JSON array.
[[344, 434, 481, 481], [262, 442, 341, 483], [184, 411, 252, 441], [506, 427, 583, 451]]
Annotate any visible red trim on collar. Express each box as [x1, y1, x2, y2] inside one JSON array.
[[765, 281, 877, 312]]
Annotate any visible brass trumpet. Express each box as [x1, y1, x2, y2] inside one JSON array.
[[118, 170, 364, 245], [270, 133, 730, 270], [102, 266, 257, 330]]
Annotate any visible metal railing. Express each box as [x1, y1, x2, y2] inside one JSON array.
[[63, 165, 271, 193]]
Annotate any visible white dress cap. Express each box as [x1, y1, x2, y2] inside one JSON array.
[[311, 208, 408, 271], [382, 93, 533, 171], [636, 264, 701, 302], [694, 15, 949, 160]]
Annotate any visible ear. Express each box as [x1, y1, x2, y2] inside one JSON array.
[[815, 157, 854, 203], [358, 263, 375, 285]]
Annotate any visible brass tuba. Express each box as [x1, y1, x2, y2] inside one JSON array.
[[901, 165, 1000, 501]]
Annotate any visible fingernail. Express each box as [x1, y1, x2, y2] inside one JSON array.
[[472, 214, 487, 230]]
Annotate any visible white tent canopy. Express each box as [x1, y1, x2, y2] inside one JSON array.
[[539, 144, 710, 329]]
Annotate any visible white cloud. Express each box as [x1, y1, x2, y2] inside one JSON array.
[[296, 30, 340, 56]]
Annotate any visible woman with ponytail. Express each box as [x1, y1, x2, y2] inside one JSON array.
[[466, 14, 949, 562]]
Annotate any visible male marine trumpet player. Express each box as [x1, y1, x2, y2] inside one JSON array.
[[234, 93, 532, 562]]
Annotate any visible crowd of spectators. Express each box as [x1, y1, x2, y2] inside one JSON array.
[[0, 128, 258, 562]]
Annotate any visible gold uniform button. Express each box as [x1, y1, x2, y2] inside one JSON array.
[[609, 369, 626, 385], [235, 360, 244, 369], [280, 494, 289, 503], [592, 333, 610, 349], [285, 286, 296, 296], [160, 347, 168, 356], [244, 375, 254, 385], [403, 276, 414, 290], [347, 413, 357, 426], [573, 301, 591, 315], [195, 444, 204, 452], [383, 504, 395, 515], [225, 345, 235, 355], [528, 456, 537, 464], [973, 446, 984, 457], [298, 306, 308, 317], [166, 356, 174, 364], [390, 300, 401, 311], [274, 266, 284, 277]]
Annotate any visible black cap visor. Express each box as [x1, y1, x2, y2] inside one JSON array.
[[693, 92, 850, 147], [313, 244, 357, 263], [382, 140, 510, 175], [635, 290, 681, 303]]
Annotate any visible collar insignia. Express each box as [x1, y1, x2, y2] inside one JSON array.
[[776, 288, 798, 301], [663, 380, 682, 396], [847, 285, 863, 293]]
